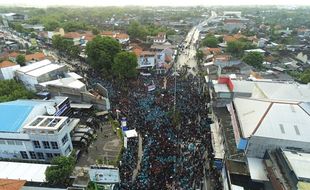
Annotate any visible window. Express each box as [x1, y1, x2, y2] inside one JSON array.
[[46, 153, 53, 159], [33, 141, 41, 148], [62, 134, 68, 145], [54, 153, 60, 157], [51, 142, 59, 149], [15, 141, 23, 146], [29, 151, 36, 159], [20, 151, 28, 159], [43, 141, 50, 149], [0, 140, 5, 145], [7, 140, 15, 145], [65, 145, 72, 155], [36, 152, 44, 159]]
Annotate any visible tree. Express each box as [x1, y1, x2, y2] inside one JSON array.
[[86, 36, 121, 72], [112, 52, 138, 79], [52, 35, 63, 50], [127, 21, 147, 40], [242, 52, 264, 69], [196, 49, 204, 64], [44, 20, 60, 31], [300, 69, 310, 84], [16, 54, 26, 66], [201, 35, 219, 48], [92, 28, 100, 35], [45, 155, 75, 185], [0, 80, 34, 102], [30, 32, 36, 38]]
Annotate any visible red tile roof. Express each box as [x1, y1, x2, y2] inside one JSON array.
[[133, 47, 143, 57], [0, 60, 16, 68], [0, 178, 26, 190], [63, 32, 81, 39], [115, 33, 129, 40], [8, 52, 19, 58], [25, 52, 45, 62]]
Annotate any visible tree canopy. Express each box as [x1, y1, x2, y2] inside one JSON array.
[[300, 69, 310, 84], [86, 36, 121, 72], [201, 35, 219, 48], [242, 52, 264, 69], [226, 40, 256, 56], [45, 155, 75, 185], [16, 54, 26, 66], [0, 80, 34, 102], [112, 52, 138, 79], [52, 35, 80, 59]]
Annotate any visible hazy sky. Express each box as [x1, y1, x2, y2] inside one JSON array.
[[1, 0, 310, 7]]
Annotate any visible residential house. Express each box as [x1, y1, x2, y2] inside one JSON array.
[[133, 47, 156, 68], [0, 60, 20, 80], [154, 32, 167, 44], [101, 31, 130, 44], [25, 52, 46, 63], [296, 52, 308, 64]]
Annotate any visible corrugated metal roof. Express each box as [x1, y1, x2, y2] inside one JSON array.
[[0, 161, 50, 182], [247, 157, 269, 181], [283, 150, 310, 180], [234, 98, 310, 142]]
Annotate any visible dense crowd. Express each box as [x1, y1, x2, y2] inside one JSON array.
[[72, 61, 222, 189]]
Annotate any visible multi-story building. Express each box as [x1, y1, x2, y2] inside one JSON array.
[[0, 97, 79, 162]]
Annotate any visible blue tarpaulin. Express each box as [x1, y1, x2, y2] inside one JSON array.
[[237, 138, 248, 150]]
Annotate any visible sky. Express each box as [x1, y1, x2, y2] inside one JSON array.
[[1, 0, 310, 7]]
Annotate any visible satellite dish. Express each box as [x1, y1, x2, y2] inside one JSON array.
[[46, 106, 56, 115]]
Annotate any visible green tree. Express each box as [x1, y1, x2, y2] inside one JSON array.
[[30, 32, 36, 38], [196, 49, 204, 64], [127, 21, 147, 40], [92, 27, 100, 35], [16, 54, 26, 66], [242, 52, 264, 69], [112, 52, 138, 79], [0, 80, 34, 102], [52, 35, 63, 49], [44, 20, 60, 31], [45, 156, 75, 185], [86, 36, 121, 72], [201, 35, 219, 48], [300, 69, 310, 84]]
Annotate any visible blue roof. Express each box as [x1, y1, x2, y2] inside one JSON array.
[[237, 138, 248, 150], [0, 100, 41, 132]]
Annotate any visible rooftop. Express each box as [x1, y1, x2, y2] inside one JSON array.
[[39, 77, 86, 89], [0, 60, 16, 68], [17, 59, 65, 77], [0, 100, 45, 132], [89, 166, 120, 184], [24, 116, 69, 131], [234, 98, 310, 142], [0, 179, 26, 190], [0, 161, 50, 182], [282, 150, 310, 181], [25, 52, 46, 62]]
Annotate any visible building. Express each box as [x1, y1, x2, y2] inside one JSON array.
[[0, 60, 20, 80], [15, 59, 67, 91], [2, 13, 27, 22], [154, 32, 167, 44], [133, 48, 156, 68], [264, 149, 310, 190], [223, 19, 246, 33], [0, 97, 78, 162]]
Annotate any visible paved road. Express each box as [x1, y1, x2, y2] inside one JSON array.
[[176, 11, 218, 76]]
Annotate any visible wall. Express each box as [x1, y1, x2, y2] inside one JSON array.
[[138, 56, 155, 68], [246, 136, 310, 158], [0, 65, 20, 80]]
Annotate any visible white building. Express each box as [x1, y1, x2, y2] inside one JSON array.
[[231, 98, 310, 159], [0, 60, 20, 80], [154, 32, 167, 44], [0, 97, 78, 162], [2, 13, 27, 22], [15, 59, 67, 91]]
